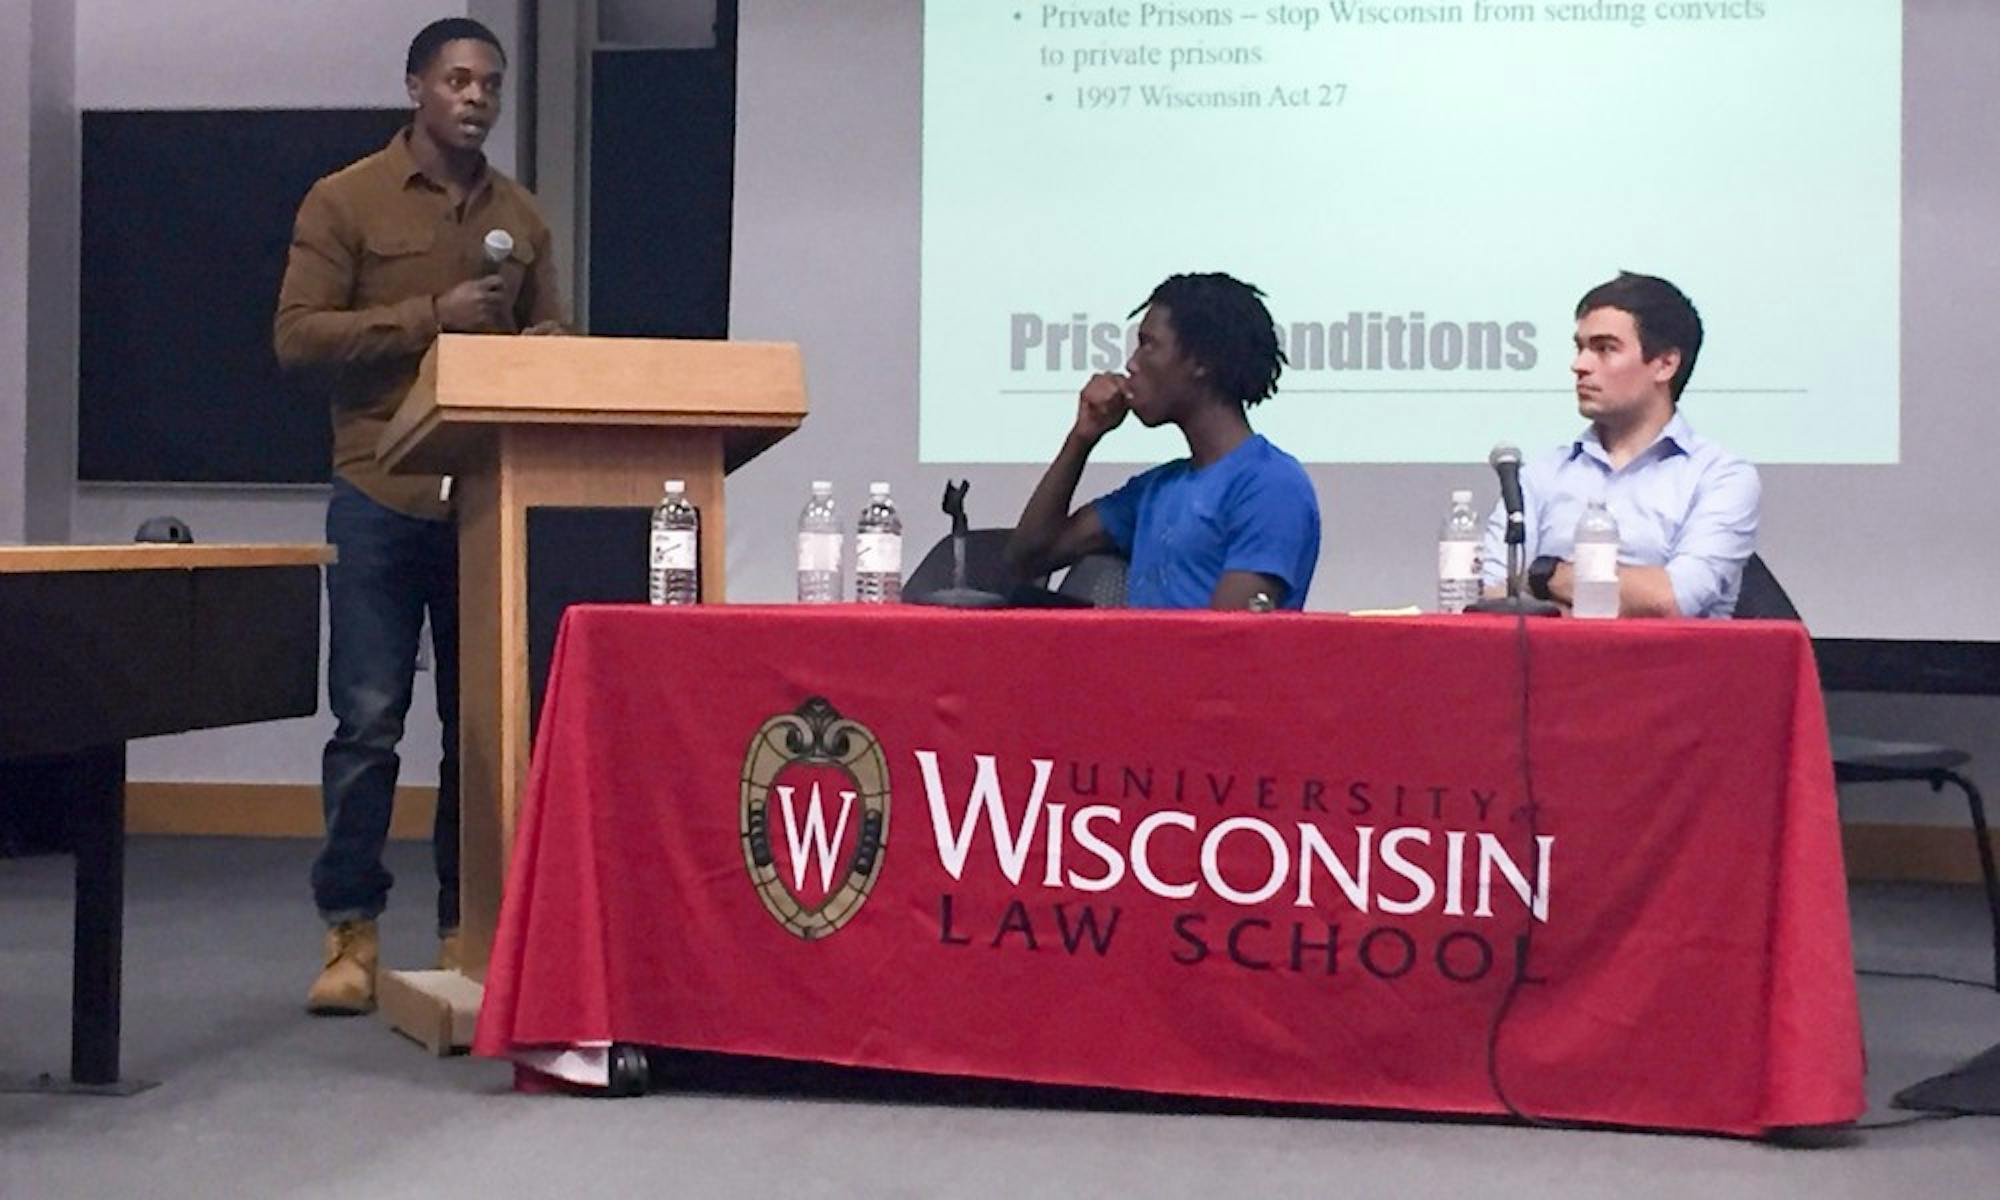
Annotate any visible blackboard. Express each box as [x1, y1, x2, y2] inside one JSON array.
[[589, 49, 735, 340], [78, 108, 411, 484]]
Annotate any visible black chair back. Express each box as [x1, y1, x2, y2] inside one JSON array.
[[1058, 553, 1129, 608], [1734, 553, 1802, 622], [903, 529, 1024, 602]]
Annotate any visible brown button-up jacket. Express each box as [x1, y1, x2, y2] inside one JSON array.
[[274, 130, 564, 521]]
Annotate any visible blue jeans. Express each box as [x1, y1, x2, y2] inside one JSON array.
[[313, 478, 460, 933]]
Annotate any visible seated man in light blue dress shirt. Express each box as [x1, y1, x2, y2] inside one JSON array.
[[1479, 272, 1760, 617], [1008, 273, 1321, 610]]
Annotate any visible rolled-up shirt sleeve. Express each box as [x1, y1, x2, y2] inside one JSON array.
[[1664, 457, 1761, 618]]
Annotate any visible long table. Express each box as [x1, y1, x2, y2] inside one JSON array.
[[0, 544, 329, 1094], [474, 606, 1865, 1136]]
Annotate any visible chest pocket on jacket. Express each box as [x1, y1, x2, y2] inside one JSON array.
[[353, 227, 439, 308]]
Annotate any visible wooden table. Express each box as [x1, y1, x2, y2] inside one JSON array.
[[0, 544, 330, 1094]]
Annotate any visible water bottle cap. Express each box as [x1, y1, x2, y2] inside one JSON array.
[[869, 482, 890, 495], [1451, 489, 1472, 503], [663, 479, 685, 494], [811, 480, 833, 494]]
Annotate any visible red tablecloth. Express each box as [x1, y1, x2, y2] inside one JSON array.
[[474, 606, 1863, 1135]]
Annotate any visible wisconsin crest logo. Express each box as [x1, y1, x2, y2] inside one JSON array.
[[739, 697, 890, 939]]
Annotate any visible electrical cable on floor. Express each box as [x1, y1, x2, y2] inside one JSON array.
[[1856, 968, 1996, 993]]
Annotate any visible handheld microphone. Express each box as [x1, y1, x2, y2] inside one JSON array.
[[480, 229, 514, 276], [448, 228, 517, 503], [1489, 442, 1526, 546]]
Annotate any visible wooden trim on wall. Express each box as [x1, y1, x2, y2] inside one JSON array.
[[126, 782, 437, 841], [1843, 822, 2000, 885]]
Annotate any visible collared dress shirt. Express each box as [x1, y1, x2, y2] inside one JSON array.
[[275, 130, 563, 521], [1478, 412, 1760, 618]]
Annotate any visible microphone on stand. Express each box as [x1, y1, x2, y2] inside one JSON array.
[[1466, 441, 1560, 616], [907, 480, 1007, 608], [1490, 443, 1527, 545]]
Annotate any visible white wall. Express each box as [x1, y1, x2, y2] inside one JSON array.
[[0, 0, 32, 544], [76, 0, 519, 174], [27, 0, 78, 546], [0, 0, 76, 545], [76, 1, 417, 108]]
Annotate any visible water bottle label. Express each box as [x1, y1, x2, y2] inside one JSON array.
[[1437, 541, 1478, 578], [856, 533, 902, 575], [798, 531, 842, 573], [1574, 543, 1620, 584], [651, 530, 696, 571]]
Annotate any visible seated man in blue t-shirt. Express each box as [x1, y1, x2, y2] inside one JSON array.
[[1007, 273, 1321, 610]]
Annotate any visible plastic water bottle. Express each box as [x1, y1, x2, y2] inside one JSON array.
[[854, 482, 903, 603], [796, 480, 843, 603], [1571, 499, 1621, 620], [1436, 488, 1482, 614], [648, 480, 700, 606]]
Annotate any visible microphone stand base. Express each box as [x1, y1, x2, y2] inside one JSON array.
[[1466, 596, 1563, 617]]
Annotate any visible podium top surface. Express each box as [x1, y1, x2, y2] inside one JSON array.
[[0, 544, 335, 574], [379, 335, 809, 475]]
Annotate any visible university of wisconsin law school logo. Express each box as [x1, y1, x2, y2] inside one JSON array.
[[739, 697, 891, 940]]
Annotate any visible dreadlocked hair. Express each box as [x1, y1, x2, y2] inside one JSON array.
[[1130, 272, 1287, 406]]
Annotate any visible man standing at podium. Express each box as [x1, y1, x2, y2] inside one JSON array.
[[1008, 273, 1320, 610], [275, 17, 563, 1014]]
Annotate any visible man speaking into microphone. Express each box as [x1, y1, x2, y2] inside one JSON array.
[[274, 17, 563, 1015]]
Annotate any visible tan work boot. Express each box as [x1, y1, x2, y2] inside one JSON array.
[[307, 919, 379, 1015], [437, 929, 463, 973]]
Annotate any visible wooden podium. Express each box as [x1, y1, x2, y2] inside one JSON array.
[[373, 334, 806, 1050]]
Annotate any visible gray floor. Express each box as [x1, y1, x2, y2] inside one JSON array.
[[2, 838, 1995, 1200]]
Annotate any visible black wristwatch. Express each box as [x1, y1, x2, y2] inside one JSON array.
[[1527, 555, 1562, 601]]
